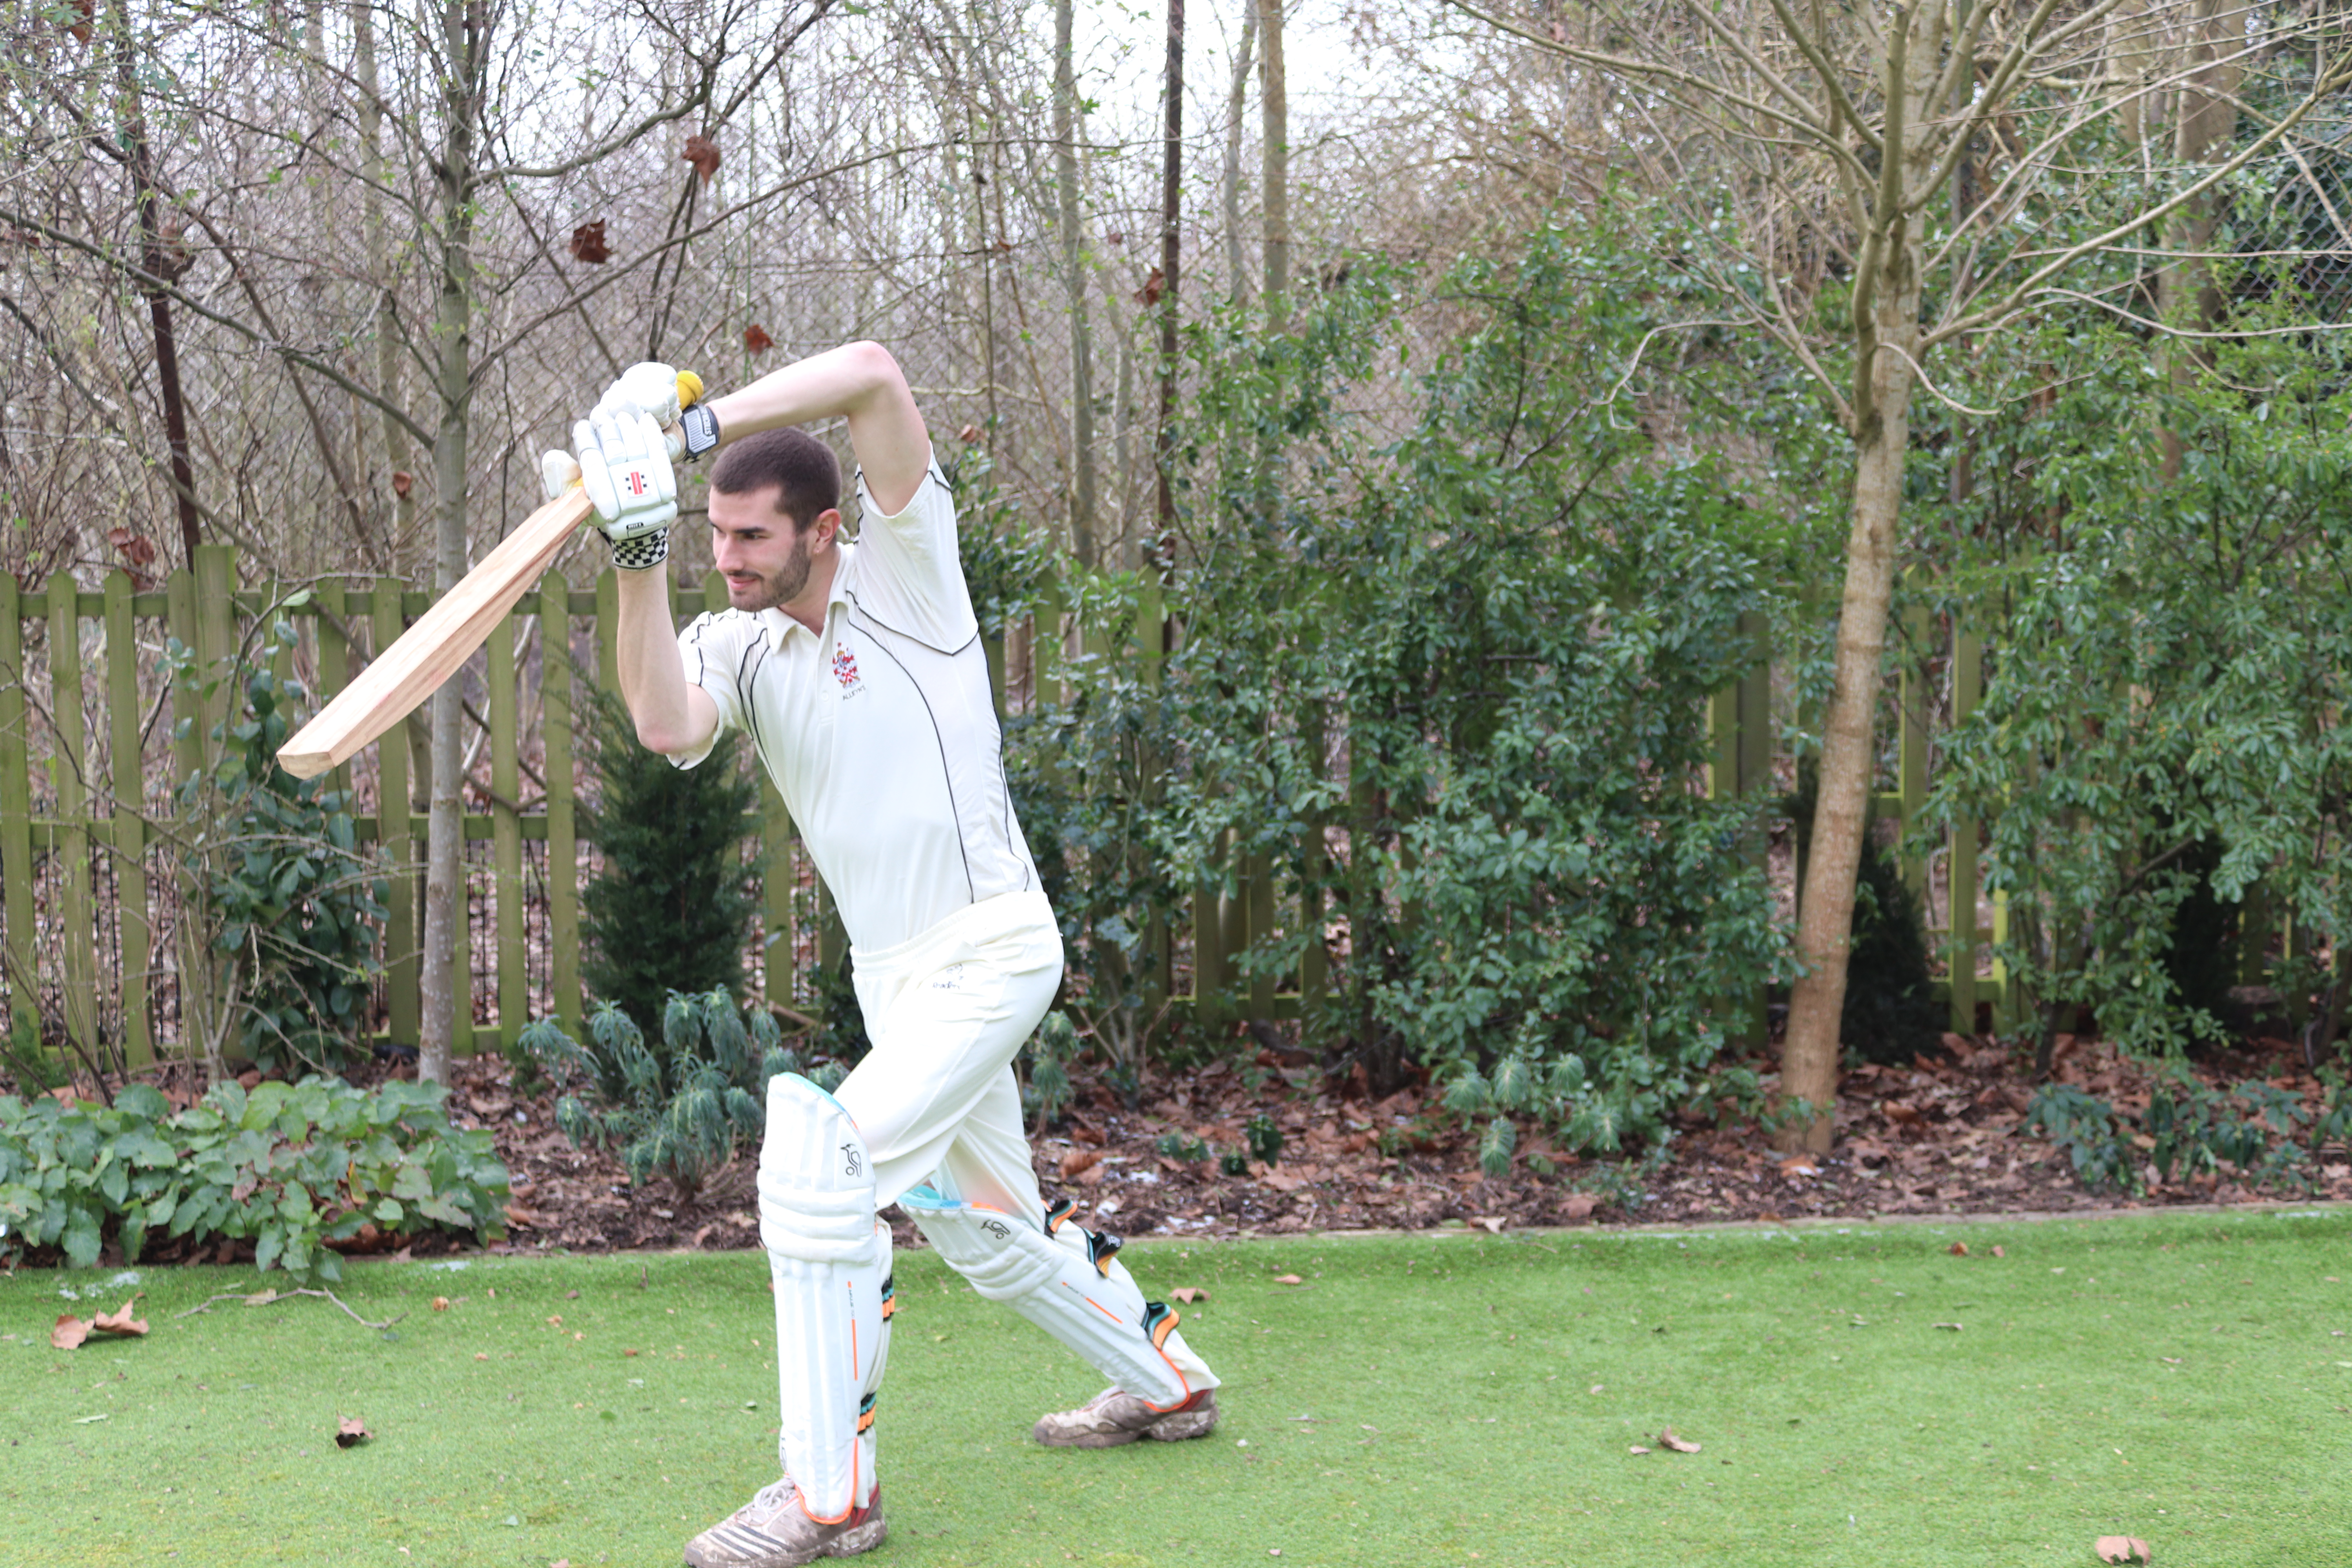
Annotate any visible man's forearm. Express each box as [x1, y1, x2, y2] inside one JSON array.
[[613, 561, 710, 756]]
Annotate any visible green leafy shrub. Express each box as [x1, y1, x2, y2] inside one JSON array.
[[1158, 221, 1788, 1151], [0, 1077, 509, 1282], [577, 680, 763, 1034], [172, 618, 387, 1075], [1018, 1010, 1080, 1133], [2024, 1077, 2327, 1194], [519, 989, 796, 1199]]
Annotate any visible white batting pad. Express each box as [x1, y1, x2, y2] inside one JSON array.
[[899, 1183, 1191, 1409], [760, 1074, 892, 1520]]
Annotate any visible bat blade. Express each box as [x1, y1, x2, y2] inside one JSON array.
[[276, 488, 592, 780]]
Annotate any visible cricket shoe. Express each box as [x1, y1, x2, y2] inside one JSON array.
[[682, 1478, 886, 1567], [1032, 1386, 1218, 1448]]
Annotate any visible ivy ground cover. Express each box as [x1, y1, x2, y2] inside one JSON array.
[[3, 1210, 2347, 1566]]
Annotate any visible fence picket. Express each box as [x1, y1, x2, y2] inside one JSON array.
[[103, 572, 151, 1065], [373, 575, 419, 1044], [0, 572, 29, 1038], [313, 577, 351, 799], [47, 571, 97, 1056], [1949, 627, 1982, 1034], [540, 575, 581, 1033], [490, 610, 524, 1050]]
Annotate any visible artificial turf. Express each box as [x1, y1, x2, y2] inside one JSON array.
[[3, 1206, 2348, 1567]]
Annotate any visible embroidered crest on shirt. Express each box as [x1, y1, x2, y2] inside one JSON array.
[[832, 643, 861, 693]]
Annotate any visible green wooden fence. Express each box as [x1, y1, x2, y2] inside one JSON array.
[[0, 546, 2076, 1070]]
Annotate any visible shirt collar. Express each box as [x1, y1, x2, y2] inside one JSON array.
[[756, 542, 855, 652]]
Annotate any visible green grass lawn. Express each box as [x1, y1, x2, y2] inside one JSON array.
[[5, 1207, 2349, 1567]]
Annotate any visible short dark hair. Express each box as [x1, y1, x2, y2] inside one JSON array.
[[710, 427, 841, 532]]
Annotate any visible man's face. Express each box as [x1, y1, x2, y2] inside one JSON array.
[[709, 486, 831, 612]]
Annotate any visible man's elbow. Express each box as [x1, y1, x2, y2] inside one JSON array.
[[840, 339, 906, 397], [633, 716, 699, 759]]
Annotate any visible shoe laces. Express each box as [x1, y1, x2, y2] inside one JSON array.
[[746, 1477, 800, 1524]]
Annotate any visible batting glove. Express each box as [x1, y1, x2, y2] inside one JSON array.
[[596, 361, 719, 463], [572, 405, 678, 570]]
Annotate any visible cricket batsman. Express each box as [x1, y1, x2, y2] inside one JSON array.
[[543, 343, 1220, 1567]]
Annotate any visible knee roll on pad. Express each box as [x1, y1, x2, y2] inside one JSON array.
[[900, 1183, 1190, 1410], [759, 1074, 892, 1521]]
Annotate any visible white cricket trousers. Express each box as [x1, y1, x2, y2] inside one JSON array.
[[826, 887, 1216, 1376]]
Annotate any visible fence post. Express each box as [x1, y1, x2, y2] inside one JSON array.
[[540, 576, 581, 1033], [490, 610, 523, 1052], [1949, 626, 1981, 1035], [1898, 603, 1930, 897], [104, 571, 151, 1066], [373, 575, 419, 1045], [48, 570, 98, 1058], [313, 577, 352, 800], [0, 572, 29, 1040]]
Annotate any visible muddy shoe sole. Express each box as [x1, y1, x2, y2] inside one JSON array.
[[1034, 1388, 1219, 1448]]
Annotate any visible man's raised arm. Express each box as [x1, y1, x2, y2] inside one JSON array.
[[698, 341, 931, 513]]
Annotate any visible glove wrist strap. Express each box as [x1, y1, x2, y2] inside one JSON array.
[[609, 528, 670, 571], [679, 404, 721, 462]]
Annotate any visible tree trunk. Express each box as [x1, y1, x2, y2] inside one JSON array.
[[2157, 0, 2241, 478], [1153, 0, 1183, 558], [1221, 5, 1256, 303], [419, 0, 486, 1087], [1258, 0, 1288, 325], [108, 0, 200, 564], [1054, 0, 1096, 566], [1777, 15, 1929, 1154]]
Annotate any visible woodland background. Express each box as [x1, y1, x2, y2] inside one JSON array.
[[2, 0, 2351, 1185]]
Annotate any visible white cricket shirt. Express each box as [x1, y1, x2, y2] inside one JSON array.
[[671, 451, 1040, 955]]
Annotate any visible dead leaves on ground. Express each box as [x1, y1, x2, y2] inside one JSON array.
[[51, 1297, 147, 1349], [1170, 1286, 1209, 1303], [1656, 1426, 1702, 1453], [335, 1416, 372, 1448], [2094, 1537, 2152, 1564]]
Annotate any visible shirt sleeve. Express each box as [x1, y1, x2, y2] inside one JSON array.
[[671, 609, 752, 771], [844, 446, 980, 651]]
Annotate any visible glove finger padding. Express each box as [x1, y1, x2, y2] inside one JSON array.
[[539, 449, 583, 503], [605, 360, 682, 429]]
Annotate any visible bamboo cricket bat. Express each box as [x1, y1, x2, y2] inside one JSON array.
[[276, 371, 703, 781]]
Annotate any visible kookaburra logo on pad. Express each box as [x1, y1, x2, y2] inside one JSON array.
[[841, 1143, 863, 1178]]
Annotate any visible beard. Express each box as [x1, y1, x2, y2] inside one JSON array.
[[726, 526, 816, 612]]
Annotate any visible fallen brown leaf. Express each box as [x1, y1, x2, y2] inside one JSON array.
[[1628, 1445, 1651, 1455], [1991, 1245, 2006, 1258], [1059, 1148, 1104, 1180], [1657, 1427, 1702, 1453], [2093, 1537, 2151, 1564], [1559, 1193, 1599, 1221], [50, 1314, 89, 1351], [1932, 1322, 1964, 1331], [89, 1299, 147, 1337], [1074, 1162, 1106, 1187], [432, 1297, 451, 1312], [1274, 1274, 1304, 1285], [335, 1417, 372, 1448], [1779, 1155, 1820, 1178], [1949, 1241, 1970, 1256], [1476, 1216, 1506, 1234], [1068, 1118, 1107, 1148], [1171, 1287, 1209, 1304]]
